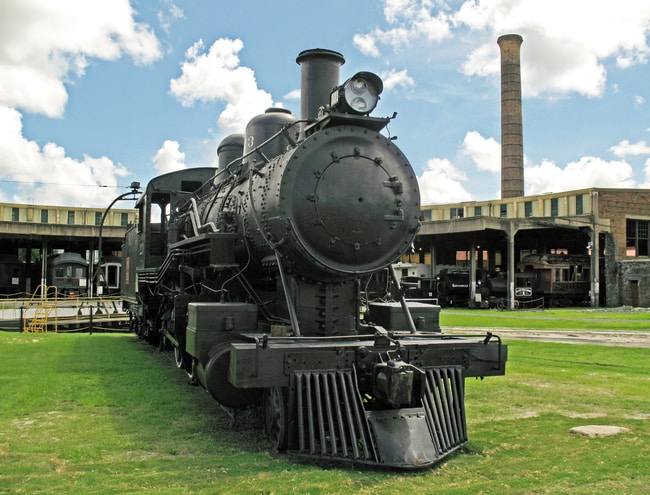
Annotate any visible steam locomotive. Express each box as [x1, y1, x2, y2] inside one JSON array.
[[121, 49, 507, 469], [517, 253, 591, 306], [416, 253, 591, 308]]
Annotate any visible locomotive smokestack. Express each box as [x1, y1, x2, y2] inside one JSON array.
[[296, 48, 345, 121], [497, 34, 524, 199]]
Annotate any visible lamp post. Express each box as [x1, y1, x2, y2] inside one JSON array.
[[92, 181, 141, 297]]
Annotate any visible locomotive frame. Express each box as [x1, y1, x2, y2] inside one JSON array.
[[121, 48, 507, 469]]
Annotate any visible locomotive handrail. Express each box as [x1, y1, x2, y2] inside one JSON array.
[[169, 119, 307, 232], [188, 197, 217, 236], [222, 119, 306, 173]]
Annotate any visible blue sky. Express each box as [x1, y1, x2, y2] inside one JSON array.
[[1, 0, 650, 207]]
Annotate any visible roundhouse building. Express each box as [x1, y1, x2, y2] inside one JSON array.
[[405, 34, 648, 309], [414, 187, 650, 308], [0, 202, 136, 296]]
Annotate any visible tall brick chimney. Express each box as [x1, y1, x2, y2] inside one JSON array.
[[497, 34, 524, 198]]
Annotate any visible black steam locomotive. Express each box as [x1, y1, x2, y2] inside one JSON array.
[[121, 49, 506, 469]]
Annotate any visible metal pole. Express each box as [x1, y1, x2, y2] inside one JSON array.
[[95, 183, 141, 295]]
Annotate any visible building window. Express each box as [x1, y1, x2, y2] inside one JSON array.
[[626, 219, 649, 257], [524, 201, 533, 218], [474, 206, 482, 216], [575, 195, 583, 215], [11, 207, 19, 221], [450, 207, 464, 219], [500, 204, 507, 218], [41, 210, 48, 223], [550, 198, 559, 217], [120, 213, 128, 227], [67, 211, 75, 225], [421, 209, 432, 221], [95, 212, 102, 226]]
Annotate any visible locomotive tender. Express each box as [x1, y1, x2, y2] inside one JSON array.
[[121, 49, 507, 468]]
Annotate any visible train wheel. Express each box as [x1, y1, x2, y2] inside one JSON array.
[[263, 386, 288, 451]]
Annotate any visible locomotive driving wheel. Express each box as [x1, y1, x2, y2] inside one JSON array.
[[263, 386, 288, 451]]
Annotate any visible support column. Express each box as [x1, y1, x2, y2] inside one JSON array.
[[470, 243, 477, 306], [89, 240, 95, 298], [590, 192, 601, 307], [40, 239, 48, 298], [429, 244, 437, 278], [590, 229, 600, 307], [508, 228, 516, 309]]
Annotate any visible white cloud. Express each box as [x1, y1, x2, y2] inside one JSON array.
[[418, 158, 472, 204], [152, 140, 187, 174], [380, 69, 416, 91], [460, 131, 500, 173], [283, 89, 301, 100], [641, 158, 650, 188], [0, 106, 129, 206], [354, 0, 451, 57], [420, 130, 641, 200], [455, 0, 650, 98], [358, 1, 650, 99], [0, 0, 162, 117], [384, 0, 415, 24], [609, 140, 650, 158], [169, 38, 274, 134], [0, 0, 161, 205], [157, 1, 185, 34], [353, 34, 380, 58], [525, 156, 635, 195]]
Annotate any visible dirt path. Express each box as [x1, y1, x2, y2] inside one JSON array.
[[444, 327, 650, 348]]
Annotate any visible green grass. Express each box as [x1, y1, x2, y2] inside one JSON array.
[[0, 331, 648, 494], [441, 307, 650, 331]]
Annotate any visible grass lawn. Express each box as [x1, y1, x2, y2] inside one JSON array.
[[440, 307, 650, 331], [0, 330, 648, 494]]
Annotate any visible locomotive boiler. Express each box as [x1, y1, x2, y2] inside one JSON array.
[[121, 49, 507, 468]]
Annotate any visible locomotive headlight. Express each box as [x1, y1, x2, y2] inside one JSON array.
[[330, 71, 383, 115]]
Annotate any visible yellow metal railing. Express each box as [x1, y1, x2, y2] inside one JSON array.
[[23, 285, 59, 333]]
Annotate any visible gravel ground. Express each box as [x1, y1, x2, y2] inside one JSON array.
[[444, 327, 650, 347]]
